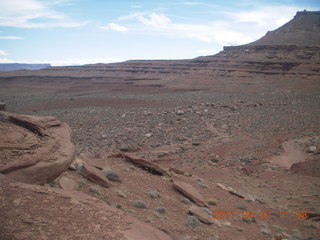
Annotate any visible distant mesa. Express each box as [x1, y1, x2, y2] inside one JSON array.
[[0, 63, 51, 72]]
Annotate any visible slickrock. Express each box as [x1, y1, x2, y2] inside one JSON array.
[[0, 113, 75, 184], [79, 164, 111, 188], [173, 180, 207, 207], [115, 153, 171, 176], [0, 174, 173, 240]]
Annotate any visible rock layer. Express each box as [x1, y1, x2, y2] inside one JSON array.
[[0, 113, 75, 184]]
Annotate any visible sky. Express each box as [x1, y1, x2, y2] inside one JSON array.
[[0, 0, 319, 66]]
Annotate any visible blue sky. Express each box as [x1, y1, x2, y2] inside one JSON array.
[[0, 0, 319, 66]]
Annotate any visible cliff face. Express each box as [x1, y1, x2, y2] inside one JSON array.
[[248, 11, 320, 46]]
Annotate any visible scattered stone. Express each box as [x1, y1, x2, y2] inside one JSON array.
[[239, 156, 256, 164], [176, 110, 184, 115], [79, 165, 111, 188], [58, 176, 79, 191], [307, 146, 317, 153], [173, 180, 207, 207], [145, 133, 153, 138], [69, 158, 84, 171], [181, 197, 191, 204]]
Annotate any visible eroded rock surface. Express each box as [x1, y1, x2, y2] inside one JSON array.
[[0, 112, 75, 184], [0, 174, 173, 240]]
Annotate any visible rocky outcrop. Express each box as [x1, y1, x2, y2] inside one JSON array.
[[115, 153, 171, 176], [0, 174, 173, 240], [173, 180, 207, 207], [188, 206, 212, 224], [0, 112, 75, 184], [79, 164, 111, 188]]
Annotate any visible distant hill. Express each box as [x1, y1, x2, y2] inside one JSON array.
[[248, 10, 320, 46], [0, 63, 51, 72]]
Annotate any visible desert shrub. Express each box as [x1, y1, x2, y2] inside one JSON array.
[[133, 200, 148, 209], [155, 206, 166, 213], [88, 186, 100, 195], [207, 198, 217, 206], [116, 190, 127, 198], [186, 216, 201, 227], [102, 168, 122, 182], [146, 189, 161, 198]]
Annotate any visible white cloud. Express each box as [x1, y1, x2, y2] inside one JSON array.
[[99, 23, 128, 32], [182, 1, 204, 5], [0, 50, 8, 56], [118, 12, 149, 21], [0, 57, 122, 66], [117, 6, 301, 47], [137, 13, 171, 28], [0, 0, 87, 28], [131, 5, 142, 9], [228, 6, 300, 28], [0, 36, 23, 40]]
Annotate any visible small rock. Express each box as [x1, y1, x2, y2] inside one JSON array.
[[307, 146, 317, 153], [120, 143, 129, 152], [239, 156, 256, 164], [116, 190, 127, 198], [145, 133, 153, 138], [69, 158, 84, 171], [192, 141, 200, 146], [176, 110, 184, 115]]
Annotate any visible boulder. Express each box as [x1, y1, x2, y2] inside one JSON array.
[[79, 164, 111, 188], [58, 176, 79, 191], [0, 113, 75, 184], [173, 181, 207, 207], [188, 206, 221, 227], [0, 174, 173, 240]]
